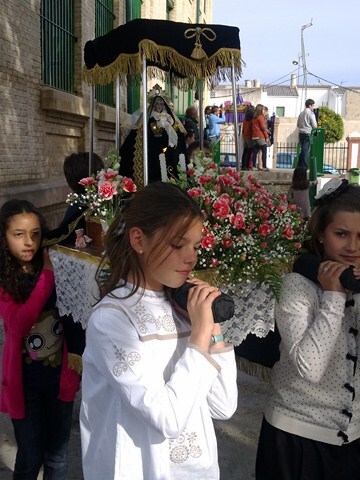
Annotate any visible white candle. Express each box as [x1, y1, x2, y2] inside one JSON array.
[[159, 153, 167, 182], [179, 153, 186, 173]]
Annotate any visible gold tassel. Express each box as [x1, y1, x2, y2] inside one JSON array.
[[67, 353, 83, 375], [191, 44, 207, 60]]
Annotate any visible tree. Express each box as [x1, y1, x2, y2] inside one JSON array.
[[317, 106, 344, 143]]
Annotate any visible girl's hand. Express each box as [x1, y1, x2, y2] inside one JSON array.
[[318, 261, 348, 293], [353, 265, 360, 280], [42, 248, 54, 272], [186, 279, 221, 351]]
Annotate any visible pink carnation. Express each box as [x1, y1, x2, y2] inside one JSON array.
[[122, 177, 137, 193], [79, 177, 96, 186], [103, 170, 118, 181], [98, 181, 117, 199]]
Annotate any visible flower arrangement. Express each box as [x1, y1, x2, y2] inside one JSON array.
[[66, 148, 137, 225], [172, 153, 307, 296]]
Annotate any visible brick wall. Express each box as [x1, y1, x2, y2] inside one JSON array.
[[0, 0, 211, 225]]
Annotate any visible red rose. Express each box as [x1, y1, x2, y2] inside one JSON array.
[[222, 234, 233, 249], [187, 187, 202, 198], [230, 212, 246, 229], [201, 234, 215, 250], [283, 224, 294, 239], [210, 258, 220, 267], [212, 198, 230, 219], [258, 224, 270, 237], [199, 175, 212, 185]]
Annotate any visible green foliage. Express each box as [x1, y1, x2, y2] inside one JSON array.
[[317, 106, 344, 143]]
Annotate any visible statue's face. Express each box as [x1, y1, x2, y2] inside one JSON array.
[[154, 99, 164, 113]]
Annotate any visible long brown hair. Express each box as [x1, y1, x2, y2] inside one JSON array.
[[97, 182, 202, 299]]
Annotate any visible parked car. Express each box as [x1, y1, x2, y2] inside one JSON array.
[[276, 152, 339, 174]]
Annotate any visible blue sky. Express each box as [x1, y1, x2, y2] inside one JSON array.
[[213, 0, 360, 87]]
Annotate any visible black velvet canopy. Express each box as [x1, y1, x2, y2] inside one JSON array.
[[83, 19, 242, 87]]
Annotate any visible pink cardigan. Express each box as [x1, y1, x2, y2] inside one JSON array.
[[0, 269, 80, 419]]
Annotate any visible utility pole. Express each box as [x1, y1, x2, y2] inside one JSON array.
[[301, 20, 313, 100]]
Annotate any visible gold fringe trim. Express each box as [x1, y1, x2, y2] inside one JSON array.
[[67, 353, 83, 375], [83, 40, 243, 87], [236, 356, 272, 383], [50, 244, 102, 265], [134, 126, 144, 187]]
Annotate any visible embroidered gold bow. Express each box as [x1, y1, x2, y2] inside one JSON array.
[[184, 27, 216, 60]]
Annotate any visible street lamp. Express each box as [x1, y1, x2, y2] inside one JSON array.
[[301, 20, 313, 100]]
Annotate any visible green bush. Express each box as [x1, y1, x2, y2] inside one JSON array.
[[317, 106, 344, 143]]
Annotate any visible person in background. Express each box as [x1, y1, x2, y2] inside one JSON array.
[[204, 105, 212, 140], [287, 167, 317, 221], [207, 105, 226, 143], [256, 179, 360, 480], [297, 98, 317, 170], [241, 105, 255, 170], [252, 104, 270, 171], [80, 182, 238, 480], [45, 152, 104, 246], [0, 199, 80, 479], [183, 105, 200, 141]]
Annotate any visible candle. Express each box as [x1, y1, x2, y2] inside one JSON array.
[[159, 153, 167, 182], [179, 153, 186, 173]]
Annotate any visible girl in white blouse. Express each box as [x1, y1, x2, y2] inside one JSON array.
[[256, 179, 360, 480], [80, 182, 238, 480]]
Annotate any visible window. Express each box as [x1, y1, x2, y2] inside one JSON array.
[[41, 0, 76, 93], [95, 0, 115, 106], [276, 106, 285, 117], [126, 0, 142, 113]]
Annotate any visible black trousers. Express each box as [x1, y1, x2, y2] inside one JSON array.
[[256, 417, 360, 480]]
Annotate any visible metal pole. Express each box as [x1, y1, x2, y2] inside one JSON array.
[[89, 85, 94, 176], [142, 53, 148, 186], [115, 78, 121, 150], [301, 20, 312, 101], [231, 56, 240, 171], [198, 80, 204, 150]]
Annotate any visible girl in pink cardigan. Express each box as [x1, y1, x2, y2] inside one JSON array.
[[0, 199, 79, 480]]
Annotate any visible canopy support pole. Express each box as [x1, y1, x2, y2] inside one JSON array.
[[89, 85, 95, 176], [198, 80, 204, 150], [231, 56, 240, 171], [115, 78, 121, 151], [142, 53, 148, 186]]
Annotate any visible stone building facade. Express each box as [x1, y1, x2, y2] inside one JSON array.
[[0, 0, 212, 226]]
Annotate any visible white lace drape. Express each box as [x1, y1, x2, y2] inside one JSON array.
[[49, 246, 276, 342], [49, 246, 101, 328], [220, 282, 276, 346]]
